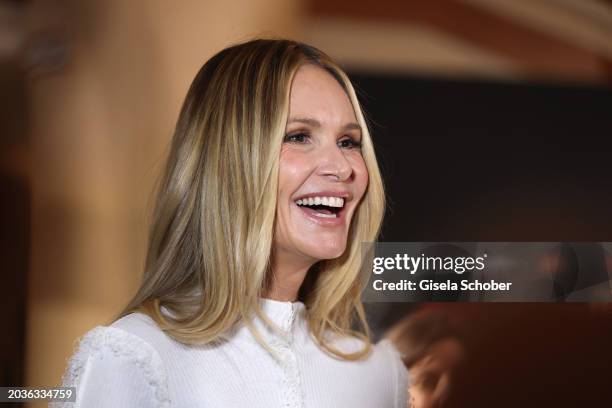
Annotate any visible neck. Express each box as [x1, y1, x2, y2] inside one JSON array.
[[265, 250, 316, 302]]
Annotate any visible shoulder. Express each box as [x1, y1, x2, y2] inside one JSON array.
[[55, 315, 171, 408], [373, 338, 406, 366], [373, 338, 409, 382], [323, 332, 408, 382], [59, 323, 167, 387], [110, 312, 171, 347], [370, 339, 409, 408], [316, 334, 409, 407], [323, 331, 406, 366], [374, 339, 409, 408], [109, 311, 188, 354]]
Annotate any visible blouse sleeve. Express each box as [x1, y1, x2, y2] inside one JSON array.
[[51, 326, 171, 408], [377, 338, 410, 408]]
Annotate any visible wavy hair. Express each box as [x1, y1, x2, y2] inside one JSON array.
[[118, 39, 386, 360]]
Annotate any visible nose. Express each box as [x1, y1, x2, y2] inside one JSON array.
[[316, 143, 353, 182]]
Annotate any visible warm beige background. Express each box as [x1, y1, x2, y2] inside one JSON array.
[[25, 0, 303, 404], [22, 0, 612, 405]]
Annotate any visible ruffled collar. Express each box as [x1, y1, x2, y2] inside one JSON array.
[[160, 297, 308, 343], [258, 298, 306, 332]]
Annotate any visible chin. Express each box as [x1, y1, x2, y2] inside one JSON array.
[[303, 240, 347, 261]]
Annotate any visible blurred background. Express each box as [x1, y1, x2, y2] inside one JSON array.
[[1, 0, 611, 406]]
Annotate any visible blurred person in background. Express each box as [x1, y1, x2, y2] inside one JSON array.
[[52, 39, 407, 407], [386, 303, 612, 407], [387, 307, 466, 408]]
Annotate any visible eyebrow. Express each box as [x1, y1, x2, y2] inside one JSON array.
[[287, 117, 362, 132]]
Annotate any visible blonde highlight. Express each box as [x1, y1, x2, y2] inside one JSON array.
[[118, 39, 386, 360]]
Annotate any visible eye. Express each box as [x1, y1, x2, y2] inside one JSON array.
[[283, 132, 310, 144], [338, 136, 362, 149]]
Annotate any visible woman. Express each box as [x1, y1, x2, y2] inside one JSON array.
[[55, 39, 408, 407]]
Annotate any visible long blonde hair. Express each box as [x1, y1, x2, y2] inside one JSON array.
[[119, 39, 386, 360]]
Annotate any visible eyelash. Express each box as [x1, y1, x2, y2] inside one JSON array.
[[283, 132, 362, 149]]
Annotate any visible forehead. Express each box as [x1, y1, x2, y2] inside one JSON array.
[[288, 64, 357, 124]]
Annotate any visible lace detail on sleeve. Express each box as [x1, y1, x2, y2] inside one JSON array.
[[51, 326, 171, 408]]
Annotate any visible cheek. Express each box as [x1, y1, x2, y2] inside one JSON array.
[[350, 154, 369, 199], [278, 150, 310, 198]]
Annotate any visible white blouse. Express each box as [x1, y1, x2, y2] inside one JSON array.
[[53, 299, 408, 407]]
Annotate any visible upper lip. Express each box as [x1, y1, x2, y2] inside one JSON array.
[[293, 190, 352, 202]]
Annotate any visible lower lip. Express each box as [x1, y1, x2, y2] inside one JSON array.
[[295, 204, 345, 227]]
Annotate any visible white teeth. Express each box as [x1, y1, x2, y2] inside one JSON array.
[[314, 212, 336, 218], [294, 196, 345, 208]]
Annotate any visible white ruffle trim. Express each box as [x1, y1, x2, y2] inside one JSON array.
[[268, 339, 303, 408], [51, 326, 171, 408], [266, 304, 304, 408]]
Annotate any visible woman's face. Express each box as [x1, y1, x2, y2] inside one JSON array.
[[274, 64, 368, 267]]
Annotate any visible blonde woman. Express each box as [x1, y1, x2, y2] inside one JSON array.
[[55, 39, 408, 407]]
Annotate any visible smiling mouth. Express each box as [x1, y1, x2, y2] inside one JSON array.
[[295, 196, 345, 219]]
